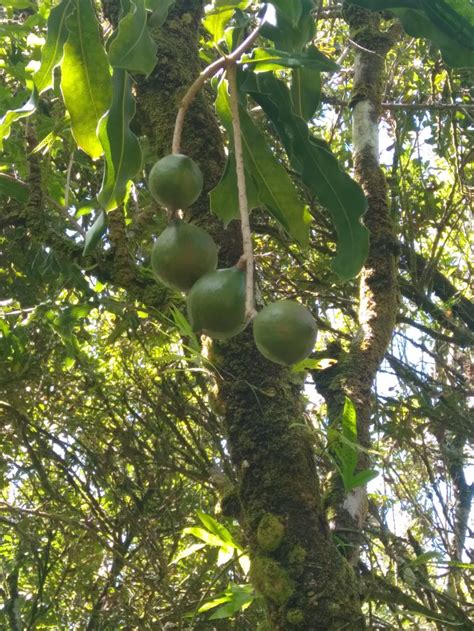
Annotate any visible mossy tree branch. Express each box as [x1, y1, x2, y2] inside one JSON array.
[[313, 4, 400, 563]]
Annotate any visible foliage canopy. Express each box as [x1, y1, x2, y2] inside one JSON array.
[[0, 0, 472, 629]]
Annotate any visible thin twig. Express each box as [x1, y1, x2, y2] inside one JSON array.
[[227, 64, 255, 320], [172, 24, 262, 154]]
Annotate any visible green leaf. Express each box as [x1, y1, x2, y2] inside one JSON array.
[[269, 0, 302, 27], [290, 49, 323, 120], [215, 79, 310, 246], [392, 7, 474, 68], [60, 0, 112, 159], [341, 397, 357, 443], [34, 0, 72, 94], [83, 211, 107, 255], [169, 306, 200, 351], [203, 1, 250, 43], [242, 47, 338, 73], [98, 70, 142, 211], [262, 0, 315, 52], [170, 542, 206, 564], [183, 526, 231, 548], [0, 0, 33, 7], [108, 0, 158, 75], [347, 0, 474, 67], [327, 398, 379, 492], [0, 174, 28, 202], [208, 584, 254, 620], [345, 468, 378, 492], [147, 0, 175, 28], [198, 596, 230, 613], [210, 151, 259, 226], [197, 512, 240, 548], [243, 72, 368, 279], [203, 6, 234, 43], [0, 89, 38, 151]]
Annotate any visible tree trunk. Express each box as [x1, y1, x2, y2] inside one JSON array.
[[127, 0, 365, 627], [314, 4, 400, 564]]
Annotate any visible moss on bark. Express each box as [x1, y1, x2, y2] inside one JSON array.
[[124, 1, 367, 627]]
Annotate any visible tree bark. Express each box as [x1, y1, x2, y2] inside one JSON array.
[[128, 1, 365, 627]]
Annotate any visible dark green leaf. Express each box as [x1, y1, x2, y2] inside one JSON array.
[[345, 469, 378, 492], [269, 0, 302, 27], [242, 47, 338, 73], [83, 211, 107, 255], [0, 89, 38, 151], [215, 79, 310, 246], [347, 0, 474, 67], [392, 7, 474, 68], [243, 72, 368, 279], [109, 0, 158, 75], [60, 0, 112, 159], [0, 174, 28, 202], [210, 151, 259, 226], [290, 48, 323, 120], [34, 0, 72, 94], [262, 0, 315, 52], [98, 69, 142, 212]]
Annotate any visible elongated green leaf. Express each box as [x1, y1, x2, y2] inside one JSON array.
[[198, 583, 254, 620], [83, 211, 107, 255], [60, 0, 112, 159], [290, 47, 323, 120], [210, 151, 259, 226], [0, 174, 28, 202], [183, 526, 230, 548], [197, 512, 240, 549], [0, 89, 38, 151], [291, 67, 321, 120], [216, 80, 310, 246], [269, 0, 302, 26], [242, 47, 338, 73], [34, 0, 72, 93], [262, 0, 315, 52], [392, 7, 474, 68], [208, 588, 254, 619], [108, 0, 158, 75], [170, 542, 206, 564], [98, 70, 142, 211], [345, 468, 378, 492], [243, 72, 368, 279], [347, 0, 474, 67]]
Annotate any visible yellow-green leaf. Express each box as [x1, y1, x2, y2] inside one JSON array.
[[34, 0, 72, 94], [0, 89, 38, 151], [108, 0, 158, 75], [98, 69, 142, 211], [60, 0, 112, 159]]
